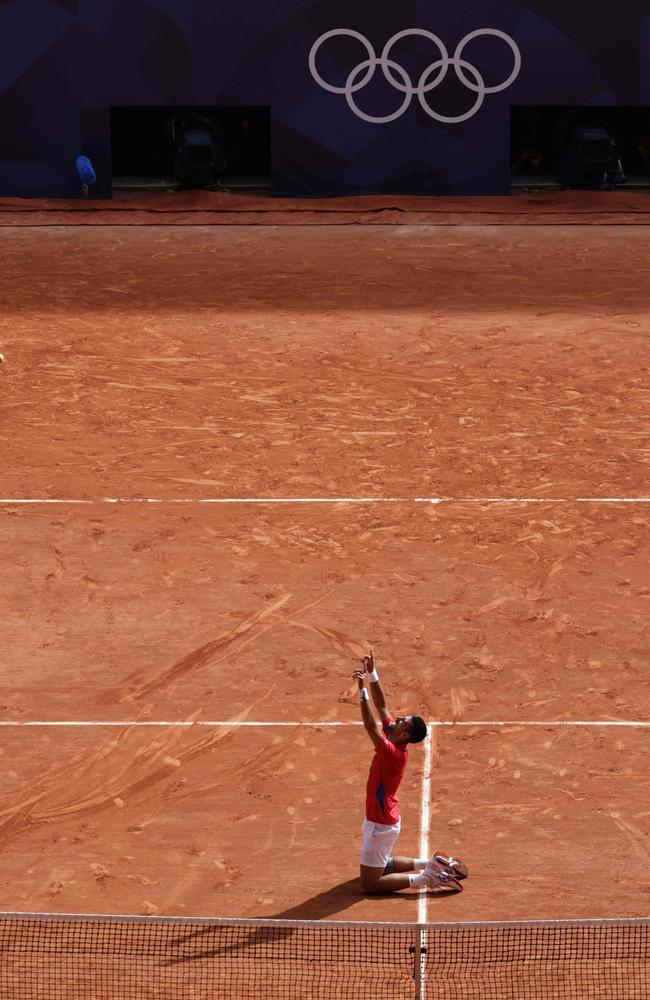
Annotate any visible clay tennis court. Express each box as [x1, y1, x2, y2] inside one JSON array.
[[0, 218, 649, 995]]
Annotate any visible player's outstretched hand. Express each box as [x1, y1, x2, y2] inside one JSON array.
[[352, 669, 366, 688], [360, 649, 374, 673]]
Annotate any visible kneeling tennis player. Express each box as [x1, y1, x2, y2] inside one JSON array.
[[354, 651, 468, 894]]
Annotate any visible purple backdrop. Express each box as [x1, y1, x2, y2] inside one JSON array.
[[0, 0, 648, 196]]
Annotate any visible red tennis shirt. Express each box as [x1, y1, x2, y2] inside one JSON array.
[[365, 716, 409, 824]]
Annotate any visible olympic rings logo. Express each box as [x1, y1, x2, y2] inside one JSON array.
[[309, 28, 522, 125]]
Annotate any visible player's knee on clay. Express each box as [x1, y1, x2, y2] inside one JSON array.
[[360, 867, 383, 893]]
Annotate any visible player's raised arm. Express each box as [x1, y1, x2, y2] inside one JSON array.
[[353, 668, 382, 747], [361, 650, 390, 721]]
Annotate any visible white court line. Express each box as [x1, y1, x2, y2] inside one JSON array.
[[0, 720, 359, 727], [415, 723, 433, 999], [0, 719, 648, 727], [418, 726, 433, 923], [0, 497, 649, 505]]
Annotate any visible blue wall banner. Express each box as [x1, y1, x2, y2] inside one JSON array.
[[0, 0, 647, 197]]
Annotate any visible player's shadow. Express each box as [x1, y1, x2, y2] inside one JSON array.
[[165, 877, 454, 965], [264, 876, 424, 920], [164, 879, 362, 964], [266, 877, 462, 921]]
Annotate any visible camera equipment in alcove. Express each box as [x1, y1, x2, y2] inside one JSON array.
[[169, 113, 227, 190], [557, 123, 626, 189]]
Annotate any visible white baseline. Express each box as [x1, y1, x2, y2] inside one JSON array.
[[0, 497, 649, 505], [0, 719, 648, 727]]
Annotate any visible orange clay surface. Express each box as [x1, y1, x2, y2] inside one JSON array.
[[0, 225, 649, 499], [0, 223, 649, 925], [1, 501, 649, 921]]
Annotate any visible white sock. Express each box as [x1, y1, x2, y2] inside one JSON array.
[[413, 859, 427, 871], [409, 873, 430, 887]]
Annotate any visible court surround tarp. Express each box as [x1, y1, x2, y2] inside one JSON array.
[[1, 191, 650, 226]]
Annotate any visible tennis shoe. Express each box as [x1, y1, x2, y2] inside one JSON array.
[[421, 864, 463, 893], [429, 851, 469, 880]]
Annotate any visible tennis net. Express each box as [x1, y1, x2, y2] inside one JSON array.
[[0, 912, 648, 999]]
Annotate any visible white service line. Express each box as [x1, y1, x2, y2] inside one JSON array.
[[431, 720, 650, 727], [4, 499, 425, 505], [0, 719, 648, 727], [0, 497, 649, 505], [0, 720, 357, 728]]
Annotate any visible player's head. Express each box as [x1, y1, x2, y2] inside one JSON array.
[[407, 714, 427, 744], [391, 714, 427, 745]]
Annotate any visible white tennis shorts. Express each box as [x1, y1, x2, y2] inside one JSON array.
[[359, 817, 401, 868]]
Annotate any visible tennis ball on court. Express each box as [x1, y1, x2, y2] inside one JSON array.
[[0, 354, 4, 362]]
